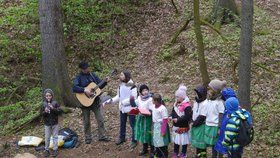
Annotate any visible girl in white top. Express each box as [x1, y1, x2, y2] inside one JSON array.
[[202, 79, 226, 158], [131, 84, 154, 157], [190, 85, 208, 157], [105, 70, 138, 148], [152, 94, 170, 158]]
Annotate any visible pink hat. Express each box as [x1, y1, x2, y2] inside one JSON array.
[[175, 84, 187, 98]]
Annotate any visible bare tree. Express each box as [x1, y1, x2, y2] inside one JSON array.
[[39, 0, 78, 107], [194, 0, 210, 85], [238, 0, 254, 111]]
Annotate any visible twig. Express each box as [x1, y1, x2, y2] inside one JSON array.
[[253, 62, 278, 74], [226, 51, 277, 76], [232, 59, 239, 84], [27, 76, 41, 83], [7, 86, 20, 105], [200, 19, 227, 41], [170, 15, 193, 44], [10, 113, 41, 134], [170, 0, 179, 14], [251, 93, 263, 110], [251, 84, 279, 110]]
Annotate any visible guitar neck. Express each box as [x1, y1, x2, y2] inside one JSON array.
[[98, 80, 106, 88], [91, 80, 106, 91], [90, 69, 116, 91]]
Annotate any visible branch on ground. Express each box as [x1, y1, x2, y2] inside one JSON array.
[[170, 0, 179, 14], [200, 19, 227, 41], [170, 15, 193, 44]]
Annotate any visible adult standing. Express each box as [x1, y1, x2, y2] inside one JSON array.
[[72, 61, 110, 144]]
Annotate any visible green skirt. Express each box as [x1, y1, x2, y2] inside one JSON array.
[[190, 124, 206, 149], [204, 125, 219, 146], [134, 115, 153, 144]]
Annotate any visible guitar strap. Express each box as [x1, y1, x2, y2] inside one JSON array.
[[89, 72, 98, 84]]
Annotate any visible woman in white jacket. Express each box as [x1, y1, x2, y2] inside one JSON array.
[[105, 70, 138, 148]]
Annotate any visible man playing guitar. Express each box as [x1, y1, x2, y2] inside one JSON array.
[[72, 61, 110, 144]]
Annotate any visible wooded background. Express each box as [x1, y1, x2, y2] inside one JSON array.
[[0, 0, 279, 157]]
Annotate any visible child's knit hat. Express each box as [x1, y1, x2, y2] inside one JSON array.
[[208, 79, 227, 93], [44, 88, 54, 102], [175, 84, 187, 98], [139, 84, 149, 94], [194, 85, 207, 103]]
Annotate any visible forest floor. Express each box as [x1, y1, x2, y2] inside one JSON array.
[[1, 0, 280, 158]]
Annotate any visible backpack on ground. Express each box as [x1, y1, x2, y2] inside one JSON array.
[[58, 128, 79, 148]]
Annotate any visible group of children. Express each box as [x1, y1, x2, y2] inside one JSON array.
[[41, 70, 253, 158]]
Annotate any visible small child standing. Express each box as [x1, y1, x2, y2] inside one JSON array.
[[202, 79, 226, 158], [41, 89, 62, 157], [214, 88, 237, 156], [191, 85, 208, 158], [222, 97, 253, 158], [131, 84, 154, 157], [152, 94, 170, 158], [170, 85, 192, 158]]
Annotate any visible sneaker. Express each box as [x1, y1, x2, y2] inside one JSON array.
[[115, 139, 125, 145], [44, 150, 50, 157], [52, 150, 58, 157], [130, 142, 137, 149], [85, 139, 92, 144], [98, 136, 111, 142], [172, 152, 179, 158]]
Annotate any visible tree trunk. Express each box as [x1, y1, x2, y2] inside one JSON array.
[[209, 0, 239, 28], [193, 0, 210, 85], [39, 0, 78, 107], [238, 0, 254, 111]]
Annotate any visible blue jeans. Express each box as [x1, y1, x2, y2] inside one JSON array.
[[119, 111, 136, 142]]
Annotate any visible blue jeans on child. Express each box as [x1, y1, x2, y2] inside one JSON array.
[[119, 111, 136, 142]]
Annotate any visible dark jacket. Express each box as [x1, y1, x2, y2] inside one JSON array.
[[192, 86, 207, 127], [72, 72, 107, 93], [171, 102, 192, 128], [41, 89, 62, 126], [72, 72, 107, 107]]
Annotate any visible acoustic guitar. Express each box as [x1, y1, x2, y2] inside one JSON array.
[[75, 69, 117, 107]]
